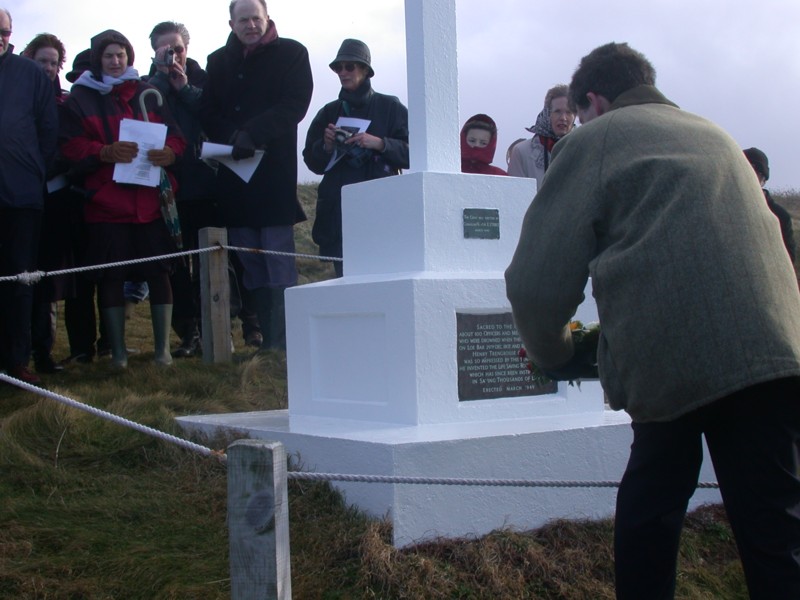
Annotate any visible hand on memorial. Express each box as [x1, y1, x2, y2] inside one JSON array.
[[231, 130, 256, 161], [147, 146, 176, 167], [100, 141, 139, 163]]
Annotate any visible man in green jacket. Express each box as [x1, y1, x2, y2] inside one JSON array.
[[505, 42, 800, 599]]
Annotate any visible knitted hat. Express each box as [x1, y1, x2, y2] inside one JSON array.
[[65, 48, 91, 83], [743, 147, 769, 181], [329, 38, 374, 77], [90, 29, 134, 78]]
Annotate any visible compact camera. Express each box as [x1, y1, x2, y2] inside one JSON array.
[[154, 48, 175, 68], [334, 127, 353, 145]]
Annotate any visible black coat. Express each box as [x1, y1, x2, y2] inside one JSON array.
[[200, 30, 313, 227], [303, 87, 409, 257], [0, 52, 58, 209], [765, 189, 797, 263]]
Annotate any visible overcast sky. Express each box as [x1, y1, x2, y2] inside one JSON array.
[[6, 0, 800, 190]]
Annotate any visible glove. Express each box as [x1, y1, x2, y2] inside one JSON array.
[[99, 141, 139, 163], [541, 344, 599, 382], [147, 146, 176, 167], [231, 130, 256, 161]]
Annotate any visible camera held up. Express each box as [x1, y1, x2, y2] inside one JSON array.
[[153, 47, 175, 68], [334, 127, 373, 169]]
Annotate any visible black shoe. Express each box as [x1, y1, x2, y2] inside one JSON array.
[[60, 353, 93, 365], [34, 355, 65, 374], [245, 330, 263, 348], [172, 335, 201, 358]]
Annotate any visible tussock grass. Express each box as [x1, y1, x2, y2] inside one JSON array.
[[0, 184, 751, 598]]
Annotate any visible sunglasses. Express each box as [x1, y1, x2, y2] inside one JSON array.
[[0, 29, 11, 38], [331, 62, 359, 73]]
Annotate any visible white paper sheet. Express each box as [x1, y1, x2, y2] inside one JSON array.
[[324, 117, 371, 172], [113, 118, 168, 187], [200, 142, 265, 183]]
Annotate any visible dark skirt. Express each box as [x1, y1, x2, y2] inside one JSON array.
[[84, 219, 176, 282]]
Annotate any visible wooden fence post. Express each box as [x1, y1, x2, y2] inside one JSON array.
[[227, 439, 292, 600], [199, 227, 232, 363]]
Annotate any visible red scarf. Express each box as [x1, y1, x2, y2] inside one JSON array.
[[243, 20, 279, 57], [538, 135, 558, 153]]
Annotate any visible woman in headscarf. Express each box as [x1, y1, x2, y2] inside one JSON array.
[[507, 84, 576, 189], [460, 113, 507, 176], [59, 29, 185, 368], [303, 38, 409, 278]]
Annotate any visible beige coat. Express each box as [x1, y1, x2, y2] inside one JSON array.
[[505, 85, 800, 422]]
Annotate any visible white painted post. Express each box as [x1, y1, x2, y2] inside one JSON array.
[[198, 227, 232, 363], [227, 440, 291, 600], [404, 0, 461, 173]]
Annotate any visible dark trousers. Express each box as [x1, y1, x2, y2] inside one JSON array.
[[31, 299, 56, 360], [170, 200, 214, 339], [614, 377, 800, 600], [0, 208, 41, 368], [64, 275, 102, 358]]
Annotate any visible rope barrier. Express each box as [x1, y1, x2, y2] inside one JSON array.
[[222, 244, 343, 263], [287, 471, 720, 489], [0, 245, 221, 284], [0, 243, 342, 285]]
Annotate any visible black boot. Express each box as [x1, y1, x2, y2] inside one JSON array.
[[250, 287, 273, 351], [172, 326, 201, 358]]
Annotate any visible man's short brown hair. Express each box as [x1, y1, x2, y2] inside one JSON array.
[[568, 42, 656, 110]]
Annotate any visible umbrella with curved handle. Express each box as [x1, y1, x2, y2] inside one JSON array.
[[138, 88, 163, 122]]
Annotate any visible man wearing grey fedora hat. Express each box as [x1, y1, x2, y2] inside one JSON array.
[[303, 38, 409, 277]]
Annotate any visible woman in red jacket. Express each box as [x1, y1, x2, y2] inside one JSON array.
[[460, 113, 507, 176], [60, 30, 185, 368]]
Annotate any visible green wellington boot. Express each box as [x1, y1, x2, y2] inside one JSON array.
[[100, 306, 128, 368], [150, 304, 174, 366]]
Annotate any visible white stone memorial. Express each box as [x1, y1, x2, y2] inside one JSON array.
[[177, 0, 720, 547]]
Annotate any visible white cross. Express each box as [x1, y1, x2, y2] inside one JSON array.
[[404, 0, 461, 173]]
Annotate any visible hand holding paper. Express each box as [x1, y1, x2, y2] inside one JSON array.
[[231, 130, 256, 161], [200, 142, 264, 183], [112, 118, 168, 187], [101, 141, 139, 163], [147, 147, 176, 167]]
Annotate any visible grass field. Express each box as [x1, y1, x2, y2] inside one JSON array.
[[2, 185, 796, 598]]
